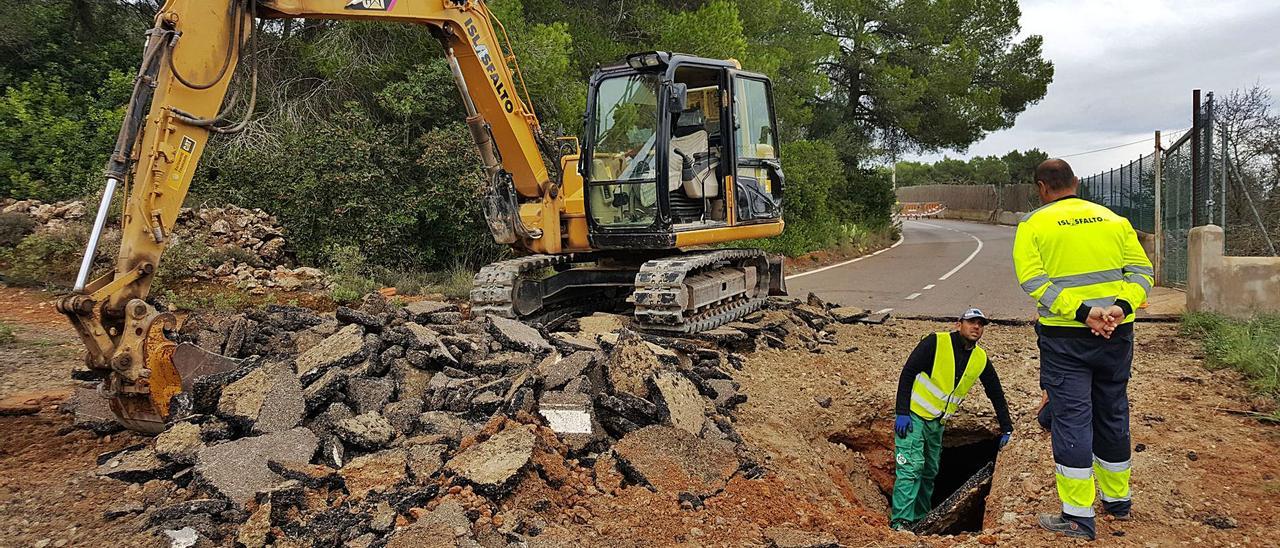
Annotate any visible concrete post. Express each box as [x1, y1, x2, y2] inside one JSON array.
[[1187, 225, 1225, 313]]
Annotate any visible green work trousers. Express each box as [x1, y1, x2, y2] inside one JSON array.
[[891, 413, 944, 524]]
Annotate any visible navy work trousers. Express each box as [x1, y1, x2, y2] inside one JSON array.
[[1038, 325, 1134, 529]]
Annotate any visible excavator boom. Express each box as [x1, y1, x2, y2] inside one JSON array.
[[60, 0, 787, 433], [59, 0, 561, 432]]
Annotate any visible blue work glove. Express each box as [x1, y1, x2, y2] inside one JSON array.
[[894, 414, 913, 438], [999, 432, 1012, 448]]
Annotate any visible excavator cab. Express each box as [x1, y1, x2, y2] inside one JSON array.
[[581, 52, 785, 250]]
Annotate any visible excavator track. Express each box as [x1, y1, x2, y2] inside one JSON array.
[[470, 254, 572, 319], [633, 249, 770, 333]]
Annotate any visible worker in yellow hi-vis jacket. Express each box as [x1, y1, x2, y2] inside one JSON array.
[[1014, 158, 1154, 541], [889, 308, 1012, 530]]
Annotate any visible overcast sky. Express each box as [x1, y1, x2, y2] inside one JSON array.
[[909, 0, 1280, 176]]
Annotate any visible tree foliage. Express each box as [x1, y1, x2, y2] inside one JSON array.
[[808, 0, 1053, 159], [0, 0, 1051, 267], [894, 148, 1046, 186]]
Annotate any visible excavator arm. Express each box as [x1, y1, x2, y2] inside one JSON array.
[[57, 0, 562, 432]]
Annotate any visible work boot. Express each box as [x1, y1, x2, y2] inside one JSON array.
[[889, 519, 914, 532], [1038, 513, 1096, 540], [1103, 501, 1132, 521]]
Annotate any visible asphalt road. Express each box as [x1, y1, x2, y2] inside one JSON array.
[[786, 219, 1033, 321]]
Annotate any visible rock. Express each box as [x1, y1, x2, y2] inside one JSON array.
[[346, 377, 395, 416], [538, 351, 599, 390], [385, 499, 472, 548], [267, 460, 340, 489], [707, 379, 746, 412], [538, 391, 599, 451], [402, 323, 457, 364], [404, 300, 454, 320], [697, 327, 749, 345], [237, 500, 272, 548], [763, 527, 839, 548], [69, 386, 123, 435], [597, 392, 660, 428], [418, 412, 479, 445], [391, 359, 433, 401], [407, 443, 447, 483], [1199, 513, 1238, 529], [605, 331, 661, 399], [444, 426, 536, 494], [369, 501, 397, 533], [576, 312, 625, 336], [550, 332, 601, 353], [294, 324, 366, 378], [335, 412, 396, 450], [302, 367, 348, 413], [336, 306, 384, 330], [487, 316, 552, 354], [217, 362, 304, 434], [154, 422, 204, 464], [384, 399, 423, 436], [341, 449, 408, 500], [163, 527, 199, 548], [612, 425, 739, 495], [831, 307, 870, 323], [193, 427, 319, 508], [651, 371, 706, 435], [307, 402, 354, 438], [96, 447, 176, 484]]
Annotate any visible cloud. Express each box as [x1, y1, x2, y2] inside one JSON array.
[[908, 0, 1280, 175]]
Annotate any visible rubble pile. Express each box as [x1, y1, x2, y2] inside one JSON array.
[[0, 198, 324, 292], [79, 293, 861, 546]]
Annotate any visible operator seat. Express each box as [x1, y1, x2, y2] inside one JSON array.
[[668, 109, 719, 199]]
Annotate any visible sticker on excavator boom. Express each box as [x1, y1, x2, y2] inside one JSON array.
[[345, 0, 395, 10], [167, 136, 197, 190]]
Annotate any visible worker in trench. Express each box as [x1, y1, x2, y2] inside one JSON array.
[[1014, 158, 1152, 540], [889, 308, 1013, 531]]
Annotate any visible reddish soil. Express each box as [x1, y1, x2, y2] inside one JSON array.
[[0, 284, 1276, 546]]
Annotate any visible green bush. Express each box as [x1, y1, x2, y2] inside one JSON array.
[[0, 225, 87, 286], [160, 288, 251, 313], [0, 321, 14, 346], [0, 211, 37, 246], [327, 244, 380, 304], [152, 237, 214, 291], [1183, 312, 1280, 403]]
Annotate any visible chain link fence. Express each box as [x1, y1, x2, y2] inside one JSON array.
[[1079, 92, 1222, 288]]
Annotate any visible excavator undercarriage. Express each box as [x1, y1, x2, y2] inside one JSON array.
[[471, 249, 781, 333]]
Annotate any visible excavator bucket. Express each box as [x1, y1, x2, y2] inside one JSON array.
[[107, 321, 241, 433]]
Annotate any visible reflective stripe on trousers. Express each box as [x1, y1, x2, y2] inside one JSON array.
[[1055, 465, 1097, 518], [1094, 455, 1132, 502]]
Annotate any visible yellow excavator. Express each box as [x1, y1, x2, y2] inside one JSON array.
[[57, 0, 788, 432]]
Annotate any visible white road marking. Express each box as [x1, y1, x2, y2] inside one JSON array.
[[874, 308, 894, 315], [905, 292, 921, 300], [786, 232, 906, 280], [923, 284, 936, 290], [914, 221, 985, 281]]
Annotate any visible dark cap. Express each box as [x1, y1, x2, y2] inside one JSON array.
[[960, 308, 989, 324]]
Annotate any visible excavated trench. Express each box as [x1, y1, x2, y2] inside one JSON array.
[[925, 430, 1001, 533], [830, 424, 1000, 535]]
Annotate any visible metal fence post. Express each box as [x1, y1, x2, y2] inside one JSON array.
[[1153, 131, 1163, 286], [1191, 89, 1201, 226]]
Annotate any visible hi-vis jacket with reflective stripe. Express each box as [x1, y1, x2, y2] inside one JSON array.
[[910, 332, 988, 420], [1014, 197, 1155, 328]]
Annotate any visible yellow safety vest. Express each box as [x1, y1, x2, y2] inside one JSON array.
[[910, 332, 987, 420], [1013, 197, 1155, 327]]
